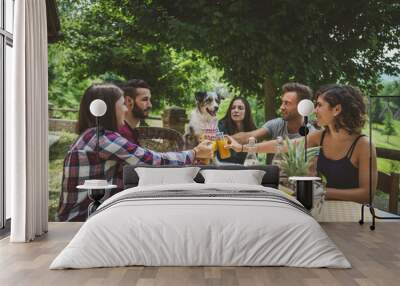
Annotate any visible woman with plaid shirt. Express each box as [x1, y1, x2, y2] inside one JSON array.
[[57, 84, 212, 221]]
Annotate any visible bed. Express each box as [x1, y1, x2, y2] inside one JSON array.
[[50, 165, 350, 269]]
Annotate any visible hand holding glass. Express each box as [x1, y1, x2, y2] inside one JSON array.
[[223, 135, 242, 153], [216, 134, 231, 159], [195, 140, 213, 164]]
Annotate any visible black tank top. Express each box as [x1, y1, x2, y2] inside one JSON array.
[[316, 131, 365, 189]]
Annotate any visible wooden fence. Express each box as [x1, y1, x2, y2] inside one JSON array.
[[376, 147, 400, 214], [48, 105, 188, 134]]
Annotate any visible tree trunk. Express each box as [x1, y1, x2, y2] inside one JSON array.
[[263, 77, 277, 121]]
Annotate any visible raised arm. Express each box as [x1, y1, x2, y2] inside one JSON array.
[[325, 138, 377, 204], [99, 131, 195, 165], [232, 128, 268, 144], [227, 130, 323, 154]]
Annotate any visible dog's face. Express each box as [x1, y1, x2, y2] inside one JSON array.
[[195, 91, 223, 117]]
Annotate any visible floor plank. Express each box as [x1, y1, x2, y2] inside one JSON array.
[[0, 222, 399, 286]]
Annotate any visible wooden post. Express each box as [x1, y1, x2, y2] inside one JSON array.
[[263, 77, 277, 121], [162, 107, 187, 134]]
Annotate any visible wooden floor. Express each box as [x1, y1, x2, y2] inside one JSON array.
[[0, 222, 399, 286]]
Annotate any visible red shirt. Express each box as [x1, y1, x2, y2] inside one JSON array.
[[118, 122, 140, 145]]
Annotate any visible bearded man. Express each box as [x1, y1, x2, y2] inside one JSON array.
[[118, 79, 152, 145]]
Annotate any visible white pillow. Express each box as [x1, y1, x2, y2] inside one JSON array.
[[135, 167, 200, 186], [200, 169, 266, 185]]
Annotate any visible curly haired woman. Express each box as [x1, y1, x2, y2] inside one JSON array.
[[226, 84, 377, 204]]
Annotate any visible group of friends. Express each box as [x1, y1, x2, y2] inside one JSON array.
[[57, 81, 377, 222]]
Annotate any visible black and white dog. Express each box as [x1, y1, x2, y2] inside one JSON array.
[[184, 91, 224, 149]]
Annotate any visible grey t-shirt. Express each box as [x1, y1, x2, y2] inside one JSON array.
[[262, 118, 316, 139]]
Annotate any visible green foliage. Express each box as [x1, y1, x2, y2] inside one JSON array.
[[125, 0, 400, 103], [51, 1, 400, 119], [380, 80, 400, 97], [371, 100, 384, 124], [363, 117, 400, 174], [247, 96, 267, 128], [48, 45, 93, 116], [280, 138, 320, 177], [383, 111, 397, 143], [51, 0, 229, 111], [389, 161, 400, 173]]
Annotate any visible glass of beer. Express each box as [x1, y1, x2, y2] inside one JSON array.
[[198, 128, 217, 165], [211, 140, 218, 153], [198, 133, 210, 165], [216, 132, 231, 159]]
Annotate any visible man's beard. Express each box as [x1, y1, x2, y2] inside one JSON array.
[[132, 105, 150, 119], [282, 112, 297, 121]]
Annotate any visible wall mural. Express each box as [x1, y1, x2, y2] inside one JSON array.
[[47, 1, 400, 222]]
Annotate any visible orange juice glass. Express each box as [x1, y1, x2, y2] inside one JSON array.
[[217, 134, 231, 159]]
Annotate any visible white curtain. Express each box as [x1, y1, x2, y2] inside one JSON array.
[[7, 0, 49, 242]]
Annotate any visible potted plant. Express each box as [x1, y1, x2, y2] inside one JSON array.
[[280, 137, 320, 178], [279, 138, 321, 209]]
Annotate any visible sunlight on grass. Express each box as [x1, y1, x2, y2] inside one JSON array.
[[48, 131, 77, 221], [363, 119, 400, 174]]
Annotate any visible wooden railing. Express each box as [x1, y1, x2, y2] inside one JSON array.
[[48, 105, 187, 134], [376, 147, 400, 214], [49, 107, 163, 121]]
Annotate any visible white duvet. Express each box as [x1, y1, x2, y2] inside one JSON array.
[[50, 183, 351, 269]]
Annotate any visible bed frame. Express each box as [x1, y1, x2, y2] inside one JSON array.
[[123, 164, 280, 189]]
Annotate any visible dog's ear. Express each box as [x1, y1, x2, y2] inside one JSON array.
[[215, 86, 228, 100], [217, 90, 229, 100], [195, 91, 207, 102]]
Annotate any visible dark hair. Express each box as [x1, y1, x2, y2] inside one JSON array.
[[220, 96, 256, 134], [282, 82, 313, 102], [76, 83, 123, 134], [315, 84, 366, 134], [120, 79, 150, 99]]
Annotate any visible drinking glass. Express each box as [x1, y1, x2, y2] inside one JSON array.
[[216, 132, 231, 159]]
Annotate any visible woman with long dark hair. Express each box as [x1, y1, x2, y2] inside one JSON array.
[[217, 96, 256, 164], [226, 85, 377, 203], [57, 83, 212, 221]]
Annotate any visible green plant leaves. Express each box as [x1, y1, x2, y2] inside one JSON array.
[[280, 137, 320, 177]]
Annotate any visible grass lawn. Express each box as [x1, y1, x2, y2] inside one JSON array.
[[363, 119, 400, 174], [48, 131, 77, 221]]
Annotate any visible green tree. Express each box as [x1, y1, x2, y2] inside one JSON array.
[[379, 80, 400, 115], [51, 0, 228, 111], [372, 100, 384, 124], [383, 111, 396, 143], [118, 0, 400, 119], [52, 1, 400, 119]]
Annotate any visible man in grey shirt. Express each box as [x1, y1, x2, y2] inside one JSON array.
[[233, 82, 316, 143]]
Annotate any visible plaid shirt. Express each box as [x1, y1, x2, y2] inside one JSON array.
[[118, 122, 140, 146], [57, 128, 194, 222]]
